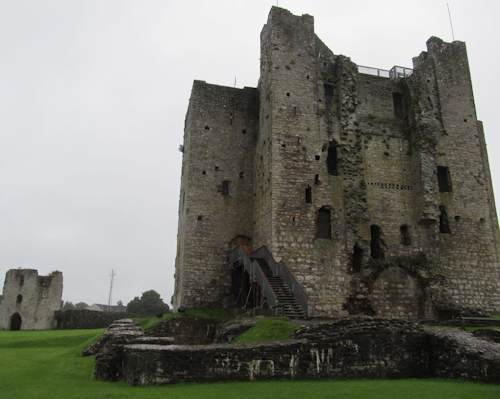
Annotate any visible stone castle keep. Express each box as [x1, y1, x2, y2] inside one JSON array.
[[173, 7, 500, 318], [0, 269, 63, 330]]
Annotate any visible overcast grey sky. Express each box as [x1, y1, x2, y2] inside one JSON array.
[[0, 0, 498, 305]]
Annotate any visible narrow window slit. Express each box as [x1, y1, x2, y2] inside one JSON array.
[[305, 186, 312, 204], [327, 142, 338, 175], [222, 180, 231, 196]]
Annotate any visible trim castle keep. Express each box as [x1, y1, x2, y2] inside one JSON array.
[[173, 7, 500, 318]]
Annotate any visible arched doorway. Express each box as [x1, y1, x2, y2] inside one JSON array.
[[229, 235, 252, 256], [10, 313, 22, 330]]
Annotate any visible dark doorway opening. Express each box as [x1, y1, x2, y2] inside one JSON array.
[[316, 207, 332, 239], [10, 313, 22, 331], [352, 244, 363, 273]]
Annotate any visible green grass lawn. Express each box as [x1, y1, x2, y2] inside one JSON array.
[[1, 329, 500, 399], [234, 317, 298, 344]]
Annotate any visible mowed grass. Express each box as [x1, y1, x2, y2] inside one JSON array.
[[1, 329, 500, 399], [234, 317, 298, 344]]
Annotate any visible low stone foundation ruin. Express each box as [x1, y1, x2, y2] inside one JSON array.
[[92, 318, 500, 385]]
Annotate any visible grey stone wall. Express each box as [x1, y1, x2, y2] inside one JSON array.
[[122, 319, 429, 385], [0, 269, 63, 330], [173, 81, 258, 308], [97, 319, 500, 385], [173, 6, 500, 318]]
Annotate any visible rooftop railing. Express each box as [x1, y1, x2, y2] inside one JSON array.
[[357, 64, 413, 79]]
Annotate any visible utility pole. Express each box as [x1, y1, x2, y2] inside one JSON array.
[[446, 3, 455, 41], [107, 269, 116, 311]]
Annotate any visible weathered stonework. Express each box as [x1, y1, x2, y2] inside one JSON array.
[[0, 269, 63, 330], [95, 318, 500, 385], [173, 6, 500, 318]]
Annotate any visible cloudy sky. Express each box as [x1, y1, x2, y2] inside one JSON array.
[[0, 0, 498, 306]]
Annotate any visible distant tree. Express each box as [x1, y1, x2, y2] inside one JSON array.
[[117, 300, 124, 307], [62, 301, 75, 310], [126, 296, 142, 314], [75, 302, 89, 310], [126, 290, 169, 316]]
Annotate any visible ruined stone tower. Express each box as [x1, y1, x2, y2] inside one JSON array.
[[173, 7, 500, 318], [0, 269, 63, 330]]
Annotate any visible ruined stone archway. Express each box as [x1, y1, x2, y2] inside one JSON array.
[[369, 267, 430, 319], [10, 313, 22, 330]]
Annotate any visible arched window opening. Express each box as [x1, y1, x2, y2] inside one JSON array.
[[370, 225, 384, 260], [16, 295, 23, 304], [400, 225, 411, 246], [327, 142, 338, 175], [439, 206, 451, 234], [316, 207, 332, 239]]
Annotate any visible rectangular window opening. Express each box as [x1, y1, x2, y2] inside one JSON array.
[[370, 225, 384, 260], [437, 166, 452, 192], [327, 142, 338, 175], [324, 83, 334, 100], [400, 225, 411, 246], [222, 180, 231, 196]]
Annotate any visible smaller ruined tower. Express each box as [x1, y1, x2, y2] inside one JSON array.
[[0, 269, 63, 330]]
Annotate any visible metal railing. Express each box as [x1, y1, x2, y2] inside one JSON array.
[[357, 64, 413, 80], [229, 246, 309, 317], [229, 247, 278, 311], [389, 65, 414, 79], [251, 246, 309, 317], [357, 65, 391, 78]]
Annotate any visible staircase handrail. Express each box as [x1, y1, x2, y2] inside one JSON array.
[[228, 247, 278, 310], [251, 246, 309, 317]]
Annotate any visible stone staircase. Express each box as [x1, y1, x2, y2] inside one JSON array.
[[255, 259, 305, 319]]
